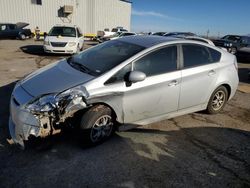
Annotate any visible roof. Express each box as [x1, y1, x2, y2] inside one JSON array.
[[117, 35, 179, 48]]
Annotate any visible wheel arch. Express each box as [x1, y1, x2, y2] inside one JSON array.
[[88, 102, 119, 122], [221, 83, 231, 100]]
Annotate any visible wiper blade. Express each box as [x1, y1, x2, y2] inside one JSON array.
[[67, 58, 98, 76]]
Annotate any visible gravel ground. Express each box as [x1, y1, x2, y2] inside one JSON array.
[[0, 39, 250, 188]]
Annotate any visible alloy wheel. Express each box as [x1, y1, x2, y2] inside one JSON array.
[[211, 90, 226, 111], [90, 115, 113, 143]]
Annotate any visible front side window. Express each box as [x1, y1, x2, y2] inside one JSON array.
[[105, 64, 132, 84], [67, 40, 145, 75], [133, 46, 177, 77], [48, 27, 76, 37], [9, 25, 15, 30], [182, 44, 221, 68]]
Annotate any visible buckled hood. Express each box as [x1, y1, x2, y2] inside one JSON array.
[[20, 59, 94, 97]]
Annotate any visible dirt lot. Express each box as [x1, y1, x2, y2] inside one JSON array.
[[0, 39, 250, 188]]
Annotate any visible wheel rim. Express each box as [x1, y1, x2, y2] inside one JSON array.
[[90, 115, 113, 143], [211, 90, 226, 111]]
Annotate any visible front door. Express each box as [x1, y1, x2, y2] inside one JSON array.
[[122, 45, 181, 123]]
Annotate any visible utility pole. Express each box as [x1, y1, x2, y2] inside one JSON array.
[[206, 29, 210, 38]]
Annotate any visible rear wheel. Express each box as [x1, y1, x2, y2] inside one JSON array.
[[79, 105, 115, 146], [206, 86, 228, 114]]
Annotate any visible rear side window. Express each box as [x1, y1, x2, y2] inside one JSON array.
[[133, 46, 177, 76], [182, 44, 221, 68], [209, 48, 221, 63]]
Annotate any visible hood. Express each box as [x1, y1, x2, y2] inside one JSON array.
[[46, 36, 77, 43], [16, 22, 29, 29], [20, 59, 94, 97]]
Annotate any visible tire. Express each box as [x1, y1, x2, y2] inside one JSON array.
[[19, 33, 26, 40], [79, 105, 115, 146], [206, 86, 228, 114]]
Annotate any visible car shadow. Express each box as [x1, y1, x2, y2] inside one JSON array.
[[238, 68, 250, 84], [0, 81, 250, 187], [20, 45, 69, 57], [0, 82, 16, 142]]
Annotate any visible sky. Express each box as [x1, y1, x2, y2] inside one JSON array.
[[131, 0, 250, 37]]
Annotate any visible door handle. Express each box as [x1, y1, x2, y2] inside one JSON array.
[[208, 70, 216, 76], [168, 80, 178, 86]]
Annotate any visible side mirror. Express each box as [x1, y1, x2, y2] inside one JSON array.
[[128, 71, 146, 83]]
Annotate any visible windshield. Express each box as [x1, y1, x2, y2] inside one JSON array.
[[67, 40, 145, 75], [222, 35, 241, 42], [48, 26, 76, 37]]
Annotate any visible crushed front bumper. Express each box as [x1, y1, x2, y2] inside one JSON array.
[[9, 96, 41, 147]]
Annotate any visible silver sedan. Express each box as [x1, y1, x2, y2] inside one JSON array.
[[9, 36, 239, 148]]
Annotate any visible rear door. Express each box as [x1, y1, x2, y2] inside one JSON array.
[[179, 43, 221, 109], [7, 24, 18, 38]]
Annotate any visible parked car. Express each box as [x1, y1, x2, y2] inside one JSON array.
[[236, 45, 250, 62], [110, 32, 137, 40], [97, 32, 122, 43], [0, 22, 32, 40], [97, 31, 135, 43], [184, 36, 215, 46], [164, 32, 196, 37], [213, 35, 250, 54], [43, 25, 84, 54], [9, 36, 239, 148], [151, 32, 167, 36], [96, 27, 128, 40]]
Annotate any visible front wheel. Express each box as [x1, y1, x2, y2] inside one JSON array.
[[79, 105, 115, 146], [206, 86, 228, 114], [19, 33, 26, 40]]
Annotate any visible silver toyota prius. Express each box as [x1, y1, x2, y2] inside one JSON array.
[[9, 36, 239, 148]]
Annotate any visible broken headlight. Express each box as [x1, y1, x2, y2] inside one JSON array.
[[25, 94, 57, 113], [25, 85, 89, 114]]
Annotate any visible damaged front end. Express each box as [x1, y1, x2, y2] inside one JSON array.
[[9, 85, 89, 148]]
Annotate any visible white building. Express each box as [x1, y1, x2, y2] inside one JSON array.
[[0, 0, 131, 34]]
